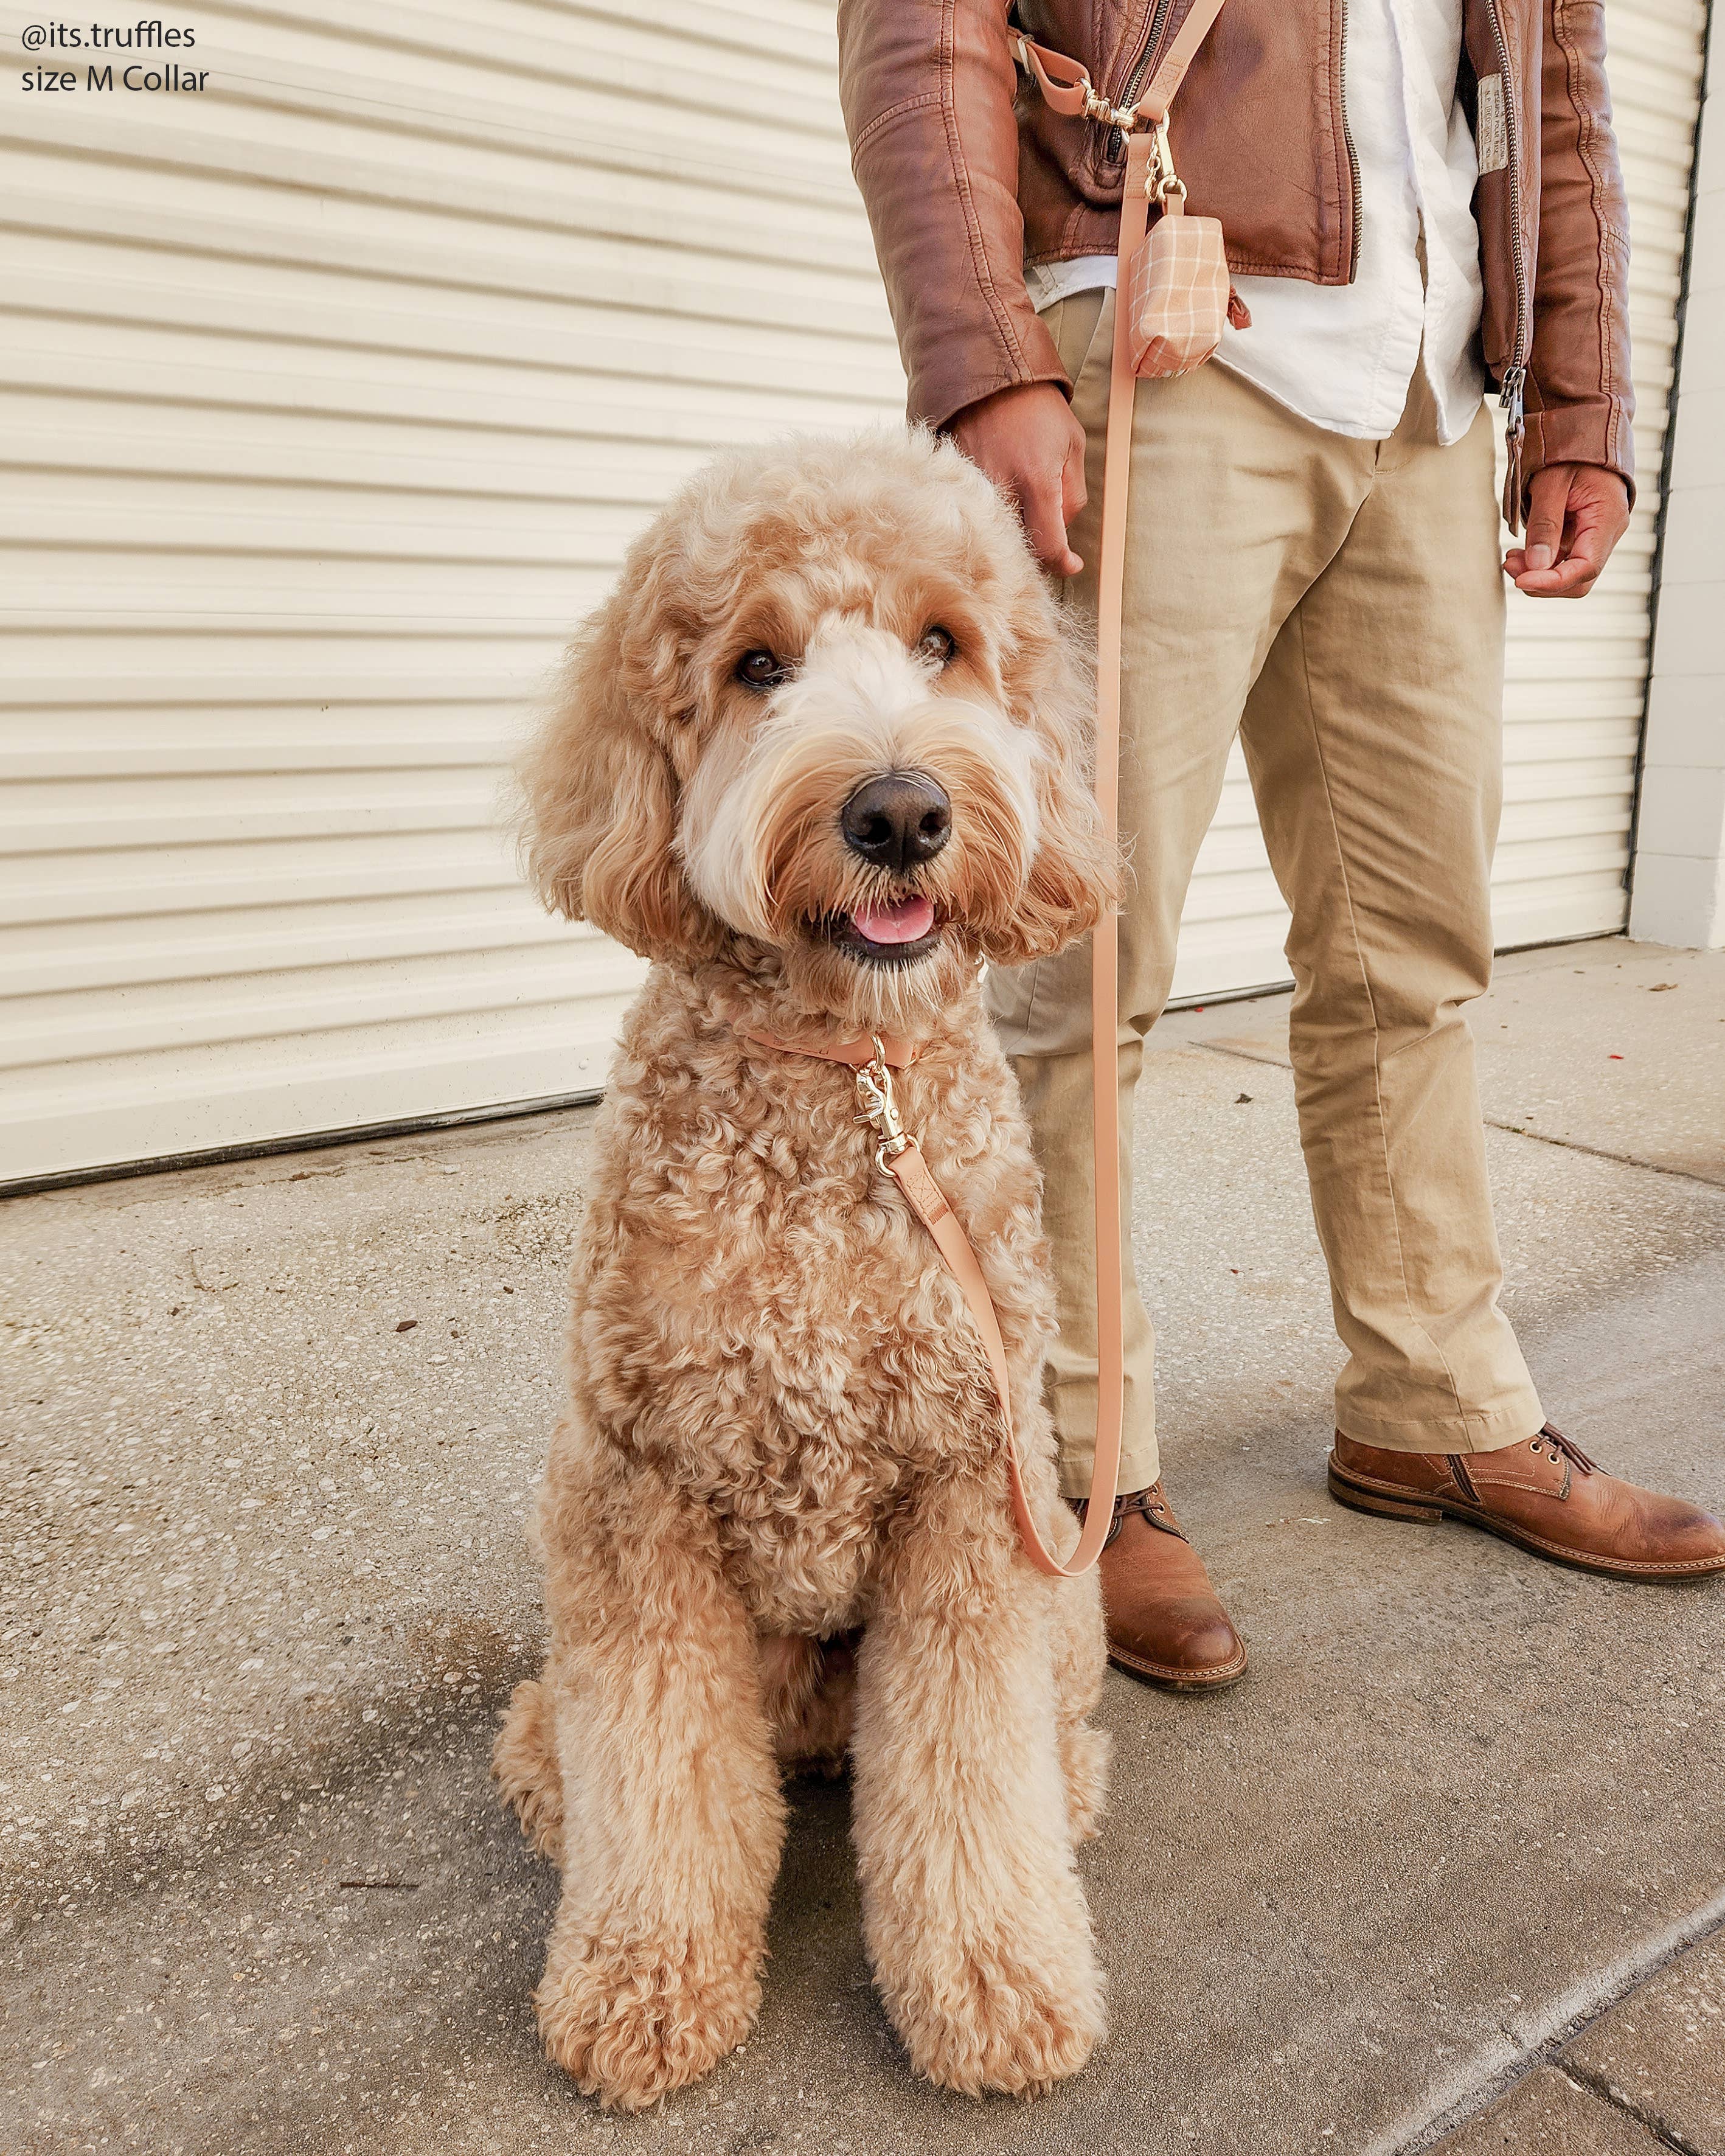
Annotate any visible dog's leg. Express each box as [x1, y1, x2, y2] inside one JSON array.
[[1052, 1568, 1110, 1845], [534, 1472, 786, 2112], [851, 1476, 1105, 2096], [493, 1676, 564, 1860], [761, 1632, 857, 1777]]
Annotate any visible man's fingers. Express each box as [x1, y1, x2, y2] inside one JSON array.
[[1512, 507, 1618, 597], [1511, 557, 1600, 598], [1506, 464, 1630, 599], [1016, 468, 1082, 576], [946, 381, 1089, 576], [1061, 438, 1088, 526], [1512, 530, 1606, 596], [1521, 468, 1571, 574]]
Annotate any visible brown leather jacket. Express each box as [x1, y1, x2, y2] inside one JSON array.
[[836, 0, 1634, 504]]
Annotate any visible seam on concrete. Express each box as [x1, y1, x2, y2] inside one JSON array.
[[1364, 1884, 1725, 2155], [1187, 1041, 1725, 1192], [1560, 2059, 1706, 2154], [1473, 1121, 1725, 1194]]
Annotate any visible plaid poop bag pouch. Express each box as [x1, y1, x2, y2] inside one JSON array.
[[1126, 197, 1249, 378]]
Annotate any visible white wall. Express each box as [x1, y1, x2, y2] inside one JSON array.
[[1631, 23, 1725, 950]]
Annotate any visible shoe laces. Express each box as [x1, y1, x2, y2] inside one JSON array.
[[1082, 1482, 1187, 1549], [1529, 1423, 1598, 1475]]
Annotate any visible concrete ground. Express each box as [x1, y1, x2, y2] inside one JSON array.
[[3, 933, 1723, 2156]]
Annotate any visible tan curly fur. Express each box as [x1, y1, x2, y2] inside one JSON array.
[[493, 429, 1118, 2110]]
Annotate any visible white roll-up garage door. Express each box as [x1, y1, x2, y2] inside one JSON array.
[[1171, 0, 1709, 999], [0, 0, 905, 1186], [0, 0, 1706, 1186]]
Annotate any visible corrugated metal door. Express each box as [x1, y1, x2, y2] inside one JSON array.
[[0, 0, 1704, 1184], [0, 0, 904, 1184], [1170, 0, 1708, 999]]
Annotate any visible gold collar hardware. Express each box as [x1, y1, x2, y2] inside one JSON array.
[[853, 1037, 914, 1172]]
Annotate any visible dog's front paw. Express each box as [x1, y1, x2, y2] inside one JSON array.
[[883, 1925, 1105, 2097], [1060, 1718, 1111, 1845], [535, 1930, 760, 2110], [492, 1679, 564, 1862]]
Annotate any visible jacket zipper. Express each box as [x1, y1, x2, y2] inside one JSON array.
[[1109, 0, 1362, 282], [1105, 0, 1176, 161], [1338, 0, 1361, 279], [1482, 0, 1532, 518]]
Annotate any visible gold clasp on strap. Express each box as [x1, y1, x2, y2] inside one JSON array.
[[1012, 33, 1142, 134], [1089, 86, 1142, 132], [1146, 116, 1185, 204], [854, 1038, 914, 1172]]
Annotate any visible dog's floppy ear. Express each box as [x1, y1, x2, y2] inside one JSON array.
[[983, 605, 1120, 965], [516, 593, 717, 964]]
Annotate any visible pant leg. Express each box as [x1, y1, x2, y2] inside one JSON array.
[[1239, 384, 1544, 1452], [988, 290, 1375, 1495]]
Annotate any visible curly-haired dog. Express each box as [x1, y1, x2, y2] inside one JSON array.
[[493, 428, 1119, 2109]]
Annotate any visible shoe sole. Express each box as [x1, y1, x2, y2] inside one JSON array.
[[1327, 1461, 1725, 1583], [1106, 1643, 1249, 1693]]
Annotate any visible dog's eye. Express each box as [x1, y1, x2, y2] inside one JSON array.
[[735, 649, 789, 690], [917, 625, 957, 667]]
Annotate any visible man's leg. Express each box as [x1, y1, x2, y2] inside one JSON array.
[[988, 291, 1376, 1682], [1240, 384, 1542, 1448], [1242, 380, 1725, 1579]]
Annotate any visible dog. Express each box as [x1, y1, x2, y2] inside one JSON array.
[[493, 427, 1119, 2109]]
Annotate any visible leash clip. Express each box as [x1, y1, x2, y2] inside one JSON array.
[[854, 1038, 914, 1172], [1147, 117, 1184, 203]]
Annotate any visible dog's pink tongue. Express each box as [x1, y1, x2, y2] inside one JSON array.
[[852, 895, 935, 946]]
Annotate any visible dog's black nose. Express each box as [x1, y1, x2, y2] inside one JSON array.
[[839, 773, 951, 874]]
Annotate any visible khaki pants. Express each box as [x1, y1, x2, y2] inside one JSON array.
[[988, 289, 1544, 1498]]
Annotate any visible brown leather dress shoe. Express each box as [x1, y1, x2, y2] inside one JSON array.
[[1329, 1425, 1725, 1582], [1075, 1483, 1248, 1691]]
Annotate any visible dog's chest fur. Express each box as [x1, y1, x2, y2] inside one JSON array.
[[561, 967, 1053, 1633]]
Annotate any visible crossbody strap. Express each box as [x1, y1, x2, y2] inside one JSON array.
[[1136, 0, 1230, 120]]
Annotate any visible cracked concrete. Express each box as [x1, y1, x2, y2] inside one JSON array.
[[1560, 1927, 1725, 2152], [3, 935, 1723, 2154], [1429, 2063, 1669, 2152]]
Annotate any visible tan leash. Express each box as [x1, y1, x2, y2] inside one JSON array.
[[741, 6, 1230, 1577], [744, 1024, 1082, 1574]]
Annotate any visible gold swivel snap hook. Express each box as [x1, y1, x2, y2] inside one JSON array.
[[853, 1038, 914, 1174], [1147, 117, 1185, 204]]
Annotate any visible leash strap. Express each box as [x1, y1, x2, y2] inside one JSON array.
[[736, 12, 1227, 1576], [744, 1024, 1112, 1579], [879, 1135, 1058, 1570], [1051, 130, 1158, 1579], [1007, 9, 1228, 1569], [746, 1027, 1075, 1573]]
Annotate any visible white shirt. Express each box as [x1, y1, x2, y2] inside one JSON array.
[[1024, 0, 1487, 445]]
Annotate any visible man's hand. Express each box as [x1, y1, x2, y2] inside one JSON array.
[[1504, 463, 1631, 599], [949, 381, 1088, 576]]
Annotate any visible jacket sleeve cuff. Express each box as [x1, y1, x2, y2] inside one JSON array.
[[1521, 395, 1637, 515], [911, 315, 1072, 435]]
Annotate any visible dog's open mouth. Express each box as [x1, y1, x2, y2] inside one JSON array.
[[821, 895, 943, 966]]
